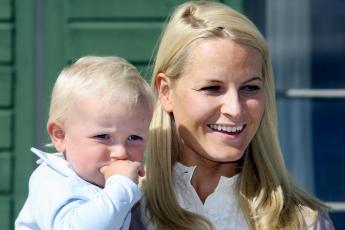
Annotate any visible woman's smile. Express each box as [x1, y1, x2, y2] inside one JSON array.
[[207, 124, 245, 134]]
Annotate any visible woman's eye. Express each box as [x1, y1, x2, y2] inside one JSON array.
[[199, 85, 221, 92], [241, 85, 261, 92], [128, 135, 143, 141], [94, 134, 110, 140]]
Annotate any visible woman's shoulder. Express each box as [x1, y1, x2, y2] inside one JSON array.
[[130, 199, 154, 230], [129, 202, 146, 230], [303, 207, 335, 230], [314, 209, 335, 230]]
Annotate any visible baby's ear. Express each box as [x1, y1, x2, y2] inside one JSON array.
[[47, 121, 66, 152]]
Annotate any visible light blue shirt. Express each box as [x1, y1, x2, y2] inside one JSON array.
[[15, 148, 141, 230]]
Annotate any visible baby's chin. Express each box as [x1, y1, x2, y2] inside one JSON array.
[[92, 181, 105, 188], [83, 176, 105, 188]]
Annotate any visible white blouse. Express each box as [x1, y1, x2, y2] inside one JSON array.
[[137, 163, 334, 229], [172, 162, 250, 230]]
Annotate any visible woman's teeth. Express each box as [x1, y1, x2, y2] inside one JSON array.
[[208, 124, 244, 133]]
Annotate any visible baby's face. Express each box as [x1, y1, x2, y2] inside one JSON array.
[[61, 97, 151, 187]]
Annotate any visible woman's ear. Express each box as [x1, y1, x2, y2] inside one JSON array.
[[155, 73, 173, 112], [47, 121, 66, 152]]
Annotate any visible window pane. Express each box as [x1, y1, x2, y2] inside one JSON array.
[[312, 99, 345, 201], [312, 0, 345, 88], [330, 212, 345, 229]]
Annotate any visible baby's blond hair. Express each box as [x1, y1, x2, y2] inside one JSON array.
[[48, 56, 154, 126]]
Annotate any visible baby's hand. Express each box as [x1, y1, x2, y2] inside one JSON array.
[[100, 160, 145, 184]]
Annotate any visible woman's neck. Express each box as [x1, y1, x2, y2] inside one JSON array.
[[178, 150, 241, 203]]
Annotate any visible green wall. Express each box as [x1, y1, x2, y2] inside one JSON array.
[[0, 0, 15, 229]]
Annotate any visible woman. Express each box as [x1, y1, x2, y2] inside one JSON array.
[[139, 1, 334, 229]]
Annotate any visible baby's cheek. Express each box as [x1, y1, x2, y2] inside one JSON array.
[[130, 148, 146, 162]]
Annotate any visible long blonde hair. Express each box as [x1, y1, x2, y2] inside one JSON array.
[[143, 1, 326, 229]]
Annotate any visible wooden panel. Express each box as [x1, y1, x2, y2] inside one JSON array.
[[223, 0, 244, 12], [0, 196, 11, 230], [0, 0, 12, 19], [44, 1, 67, 127], [67, 22, 162, 62], [67, 0, 187, 19], [0, 67, 13, 106], [14, 0, 36, 216], [0, 153, 12, 192], [0, 24, 13, 62], [135, 64, 152, 83], [0, 111, 12, 148]]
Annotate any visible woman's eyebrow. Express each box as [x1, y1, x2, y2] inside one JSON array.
[[243, 76, 263, 84]]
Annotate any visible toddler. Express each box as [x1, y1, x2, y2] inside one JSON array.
[[15, 56, 154, 229]]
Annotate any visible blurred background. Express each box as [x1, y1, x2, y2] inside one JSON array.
[[0, 0, 344, 229]]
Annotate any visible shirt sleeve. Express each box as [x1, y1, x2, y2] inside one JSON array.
[[15, 165, 141, 230], [313, 210, 335, 230], [54, 175, 141, 230]]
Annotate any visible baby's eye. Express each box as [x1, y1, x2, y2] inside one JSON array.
[[127, 135, 143, 141], [94, 134, 111, 140]]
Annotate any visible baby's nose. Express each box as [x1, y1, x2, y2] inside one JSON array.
[[110, 145, 128, 160]]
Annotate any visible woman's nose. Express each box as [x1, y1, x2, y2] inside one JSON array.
[[110, 145, 128, 160], [221, 91, 243, 120]]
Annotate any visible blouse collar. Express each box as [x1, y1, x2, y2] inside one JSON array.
[[173, 162, 240, 194]]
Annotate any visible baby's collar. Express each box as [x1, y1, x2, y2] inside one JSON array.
[[31, 147, 77, 177]]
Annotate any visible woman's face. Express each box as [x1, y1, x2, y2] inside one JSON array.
[[158, 38, 265, 165]]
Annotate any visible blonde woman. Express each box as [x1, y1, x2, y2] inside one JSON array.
[[134, 1, 335, 230]]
